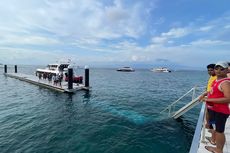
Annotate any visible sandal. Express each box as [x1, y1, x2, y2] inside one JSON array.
[[204, 146, 220, 153], [205, 136, 216, 145]]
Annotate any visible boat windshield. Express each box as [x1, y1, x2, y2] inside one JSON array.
[[48, 65, 58, 70], [59, 64, 69, 71]]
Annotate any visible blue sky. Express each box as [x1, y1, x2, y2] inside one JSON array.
[[0, 0, 230, 69]]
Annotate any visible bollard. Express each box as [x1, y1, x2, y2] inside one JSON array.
[[4, 65, 7, 73], [15, 65, 17, 73], [85, 66, 89, 87], [68, 68, 73, 90]]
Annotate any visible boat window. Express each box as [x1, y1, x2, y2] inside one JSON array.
[[48, 65, 58, 70], [59, 64, 69, 71]]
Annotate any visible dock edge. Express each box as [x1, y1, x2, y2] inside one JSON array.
[[189, 103, 205, 153]]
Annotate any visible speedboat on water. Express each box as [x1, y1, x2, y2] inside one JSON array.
[[117, 67, 135, 72], [151, 67, 171, 73], [36, 60, 83, 83], [36, 61, 70, 75]]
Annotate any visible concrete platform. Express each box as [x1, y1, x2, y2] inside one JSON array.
[[4, 73, 90, 93]]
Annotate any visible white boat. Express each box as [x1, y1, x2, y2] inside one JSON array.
[[36, 62, 70, 75], [36, 60, 83, 83], [117, 67, 135, 72], [151, 67, 171, 73]]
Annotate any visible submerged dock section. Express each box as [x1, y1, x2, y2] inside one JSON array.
[[4, 65, 90, 93]]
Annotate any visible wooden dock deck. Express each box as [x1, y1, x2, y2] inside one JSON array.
[[4, 73, 89, 93], [190, 103, 230, 153]]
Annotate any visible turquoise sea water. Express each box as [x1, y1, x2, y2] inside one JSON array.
[[0, 66, 208, 153]]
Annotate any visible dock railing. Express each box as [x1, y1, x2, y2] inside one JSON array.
[[160, 86, 206, 118], [189, 103, 206, 153]]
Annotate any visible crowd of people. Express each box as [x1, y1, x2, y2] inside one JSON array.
[[199, 61, 230, 153], [37, 72, 63, 87]]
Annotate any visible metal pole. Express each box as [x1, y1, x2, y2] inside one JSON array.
[[4, 65, 7, 73], [15, 65, 17, 73], [68, 68, 73, 89], [85, 66, 89, 87]]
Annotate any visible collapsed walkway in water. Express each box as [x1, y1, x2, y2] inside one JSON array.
[[160, 86, 205, 119], [3, 65, 90, 93]]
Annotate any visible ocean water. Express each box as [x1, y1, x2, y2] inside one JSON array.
[[0, 66, 208, 153]]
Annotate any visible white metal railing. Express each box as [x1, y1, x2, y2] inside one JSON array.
[[160, 86, 206, 118], [189, 103, 206, 153]]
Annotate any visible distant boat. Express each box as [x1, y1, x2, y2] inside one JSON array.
[[117, 67, 135, 72], [151, 67, 171, 73]]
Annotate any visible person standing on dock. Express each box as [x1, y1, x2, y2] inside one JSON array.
[[38, 73, 42, 80], [205, 64, 217, 130], [58, 72, 63, 87], [48, 73, 52, 84], [53, 73, 58, 86], [200, 61, 230, 153]]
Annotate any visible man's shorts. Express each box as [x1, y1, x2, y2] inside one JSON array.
[[208, 109, 229, 133], [207, 109, 215, 129]]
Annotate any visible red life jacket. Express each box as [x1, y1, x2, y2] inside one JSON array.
[[207, 78, 230, 114]]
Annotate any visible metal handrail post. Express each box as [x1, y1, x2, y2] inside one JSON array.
[[201, 106, 207, 143], [168, 107, 171, 117], [192, 86, 196, 101], [160, 87, 194, 114]]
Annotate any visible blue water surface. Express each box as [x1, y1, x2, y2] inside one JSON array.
[[0, 66, 208, 153]]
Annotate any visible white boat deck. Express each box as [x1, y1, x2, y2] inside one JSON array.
[[4, 73, 89, 93], [197, 119, 230, 153], [190, 103, 230, 153]]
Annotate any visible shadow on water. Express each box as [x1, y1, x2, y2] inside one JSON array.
[[67, 93, 73, 102], [83, 90, 91, 103]]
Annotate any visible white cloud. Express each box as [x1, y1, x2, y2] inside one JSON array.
[[199, 26, 213, 32], [151, 36, 167, 44], [190, 39, 229, 46], [224, 25, 230, 29], [0, 35, 60, 45], [0, 46, 87, 65], [0, 0, 152, 48], [151, 27, 190, 45], [162, 28, 190, 38], [0, 0, 229, 68]]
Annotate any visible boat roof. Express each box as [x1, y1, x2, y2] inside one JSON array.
[[36, 69, 59, 73], [48, 63, 70, 66]]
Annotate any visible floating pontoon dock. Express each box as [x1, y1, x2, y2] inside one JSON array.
[[5, 73, 89, 93], [3, 65, 90, 93]]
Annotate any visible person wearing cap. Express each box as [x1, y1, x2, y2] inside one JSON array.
[[200, 61, 230, 153], [227, 62, 230, 78]]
